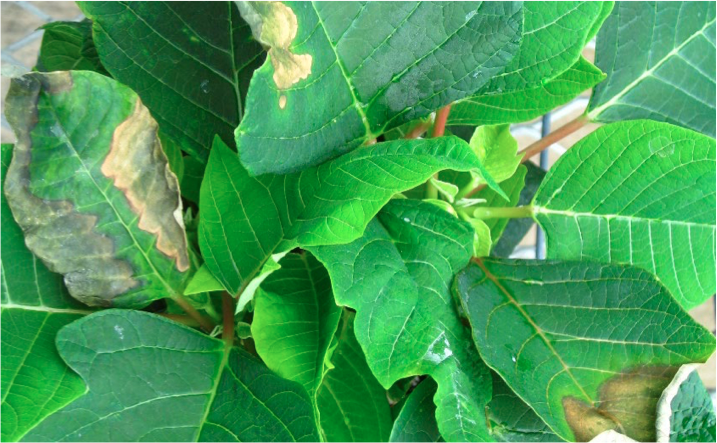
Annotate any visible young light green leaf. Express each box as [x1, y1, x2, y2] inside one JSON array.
[[450, 57, 605, 127], [588, 2, 716, 137], [492, 163, 545, 258], [473, 165, 526, 250], [309, 200, 494, 442], [252, 252, 341, 400], [454, 259, 716, 442], [200, 135, 491, 298], [390, 378, 442, 442], [79, 1, 265, 161], [532, 120, 716, 310], [36, 20, 108, 75], [488, 373, 560, 442], [468, 218, 492, 258], [4, 72, 192, 309], [469, 125, 522, 187], [429, 178, 460, 203], [23, 310, 319, 442], [184, 264, 224, 296], [317, 312, 393, 442], [656, 366, 716, 442], [1, 143, 92, 443], [236, 2, 522, 174]]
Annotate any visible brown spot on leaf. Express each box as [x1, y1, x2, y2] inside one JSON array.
[[238, 2, 312, 89], [102, 100, 190, 271], [3, 72, 139, 306], [563, 366, 678, 442]]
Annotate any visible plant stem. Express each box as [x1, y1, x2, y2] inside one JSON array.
[[431, 105, 451, 138], [404, 121, 431, 139], [518, 114, 588, 163], [173, 295, 215, 332], [222, 292, 235, 347], [424, 105, 452, 198], [472, 205, 533, 220]]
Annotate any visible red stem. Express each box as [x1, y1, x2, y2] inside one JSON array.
[[432, 105, 451, 138], [222, 292, 235, 346]]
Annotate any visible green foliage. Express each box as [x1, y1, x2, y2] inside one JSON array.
[[588, 2, 716, 137], [1, 2, 715, 442]]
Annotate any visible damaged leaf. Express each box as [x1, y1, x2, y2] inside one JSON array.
[[4, 71, 191, 308], [454, 259, 716, 442], [236, 1, 522, 174]]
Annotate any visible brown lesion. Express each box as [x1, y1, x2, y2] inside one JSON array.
[[101, 99, 190, 272], [563, 366, 679, 442], [4, 72, 140, 306], [239, 2, 313, 92]]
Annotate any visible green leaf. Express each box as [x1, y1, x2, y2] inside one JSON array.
[[488, 373, 560, 442], [468, 218, 493, 258], [656, 366, 716, 442], [532, 120, 716, 310], [235, 1, 522, 174], [454, 259, 716, 442], [4, 72, 192, 308], [199, 135, 490, 297], [1, 143, 92, 442], [469, 125, 522, 189], [36, 20, 108, 75], [23, 310, 320, 442], [184, 264, 224, 296], [478, 2, 612, 93], [492, 163, 545, 258], [180, 156, 205, 204], [79, 1, 265, 161], [473, 165, 527, 249], [309, 200, 494, 442], [317, 312, 393, 442], [390, 378, 442, 442], [450, 57, 605, 127], [252, 252, 341, 400], [588, 2, 717, 137]]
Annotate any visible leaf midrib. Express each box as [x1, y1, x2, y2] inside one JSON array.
[[533, 206, 715, 228], [589, 16, 717, 119]]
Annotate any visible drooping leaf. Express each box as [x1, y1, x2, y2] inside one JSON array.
[[3, 71, 192, 308], [469, 218, 493, 258], [199, 135, 492, 297], [390, 378, 442, 443], [1, 143, 92, 442], [588, 2, 717, 137], [450, 57, 605, 127], [235, 1, 523, 174], [492, 163, 545, 258], [23, 310, 319, 442], [656, 366, 716, 442], [252, 252, 341, 401], [309, 200, 494, 442], [79, 1, 265, 161], [36, 20, 108, 75], [487, 373, 560, 442], [532, 120, 716, 310], [454, 259, 716, 442], [317, 311, 393, 442]]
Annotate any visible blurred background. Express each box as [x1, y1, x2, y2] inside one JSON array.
[[1, 1, 715, 395]]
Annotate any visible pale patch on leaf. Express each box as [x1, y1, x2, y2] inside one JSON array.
[[102, 100, 189, 272], [237, 1, 312, 90]]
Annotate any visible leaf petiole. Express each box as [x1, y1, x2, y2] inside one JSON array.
[[471, 205, 533, 220]]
